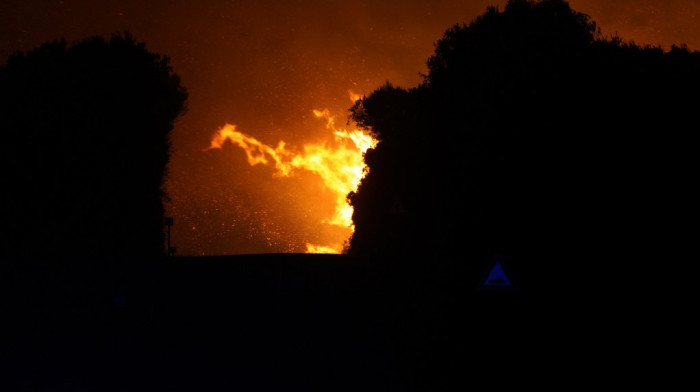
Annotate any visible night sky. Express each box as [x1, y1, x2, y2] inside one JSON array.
[[2, 0, 698, 255]]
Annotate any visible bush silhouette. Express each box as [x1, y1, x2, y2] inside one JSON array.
[[347, 0, 699, 290], [0, 32, 188, 268]]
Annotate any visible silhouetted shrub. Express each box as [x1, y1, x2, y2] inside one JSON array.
[[0, 32, 188, 268], [348, 0, 699, 290]]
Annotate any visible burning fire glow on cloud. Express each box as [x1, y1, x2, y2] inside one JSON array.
[[206, 99, 377, 254]]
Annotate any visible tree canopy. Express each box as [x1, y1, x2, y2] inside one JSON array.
[[347, 0, 699, 290], [0, 32, 188, 267]]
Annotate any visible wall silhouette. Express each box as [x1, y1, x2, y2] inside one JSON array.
[[347, 0, 699, 290], [0, 32, 188, 269]]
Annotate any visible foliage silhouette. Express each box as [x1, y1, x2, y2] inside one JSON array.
[[347, 0, 699, 291], [0, 32, 188, 269]]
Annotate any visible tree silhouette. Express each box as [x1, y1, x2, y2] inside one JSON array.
[[0, 32, 188, 270], [347, 0, 699, 290]]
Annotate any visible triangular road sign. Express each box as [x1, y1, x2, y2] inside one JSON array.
[[478, 254, 516, 290]]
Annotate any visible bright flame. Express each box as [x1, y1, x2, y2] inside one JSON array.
[[207, 109, 377, 254], [306, 243, 344, 254]]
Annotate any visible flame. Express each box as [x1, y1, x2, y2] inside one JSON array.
[[348, 90, 362, 103], [207, 109, 377, 254], [306, 243, 344, 254]]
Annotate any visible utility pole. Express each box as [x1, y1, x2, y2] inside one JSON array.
[[164, 217, 175, 257]]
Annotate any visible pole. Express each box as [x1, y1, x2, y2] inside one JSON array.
[[164, 217, 174, 257]]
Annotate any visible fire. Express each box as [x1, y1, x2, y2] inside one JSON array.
[[348, 90, 362, 103], [306, 243, 344, 254], [207, 108, 377, 254]]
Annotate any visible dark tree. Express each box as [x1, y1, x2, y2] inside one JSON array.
[[347, 0, 699, 292], [0, 33, 188, 270]]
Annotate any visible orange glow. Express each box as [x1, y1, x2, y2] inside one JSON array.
[[306, 243, 344, 254], [348, 90, 362, 103], [207, 108, 377, 253]]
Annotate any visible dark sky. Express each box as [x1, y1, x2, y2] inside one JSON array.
[[2, 0, 699, 255]]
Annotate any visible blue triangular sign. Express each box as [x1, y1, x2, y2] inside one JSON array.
[[478, 254, 516, 290]]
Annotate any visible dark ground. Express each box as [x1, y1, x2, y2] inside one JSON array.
[[1, 253, 586, 391]]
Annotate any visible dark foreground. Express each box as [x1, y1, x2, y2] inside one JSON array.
[[2, 253, 584, 391]]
